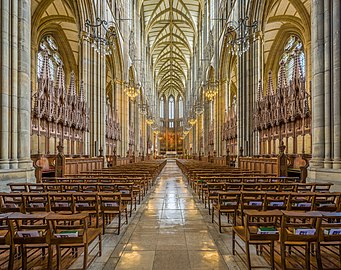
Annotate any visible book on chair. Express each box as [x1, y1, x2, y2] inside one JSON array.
[[54, 230, 79, 238], [294, 228, 316, 235], [257, 226, 278, 235]]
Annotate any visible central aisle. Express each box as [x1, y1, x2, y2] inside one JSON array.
[[111, 160, 230, 270], [78, 160, 250, 270]]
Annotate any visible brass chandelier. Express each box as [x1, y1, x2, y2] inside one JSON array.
[[204, 80, 218, 101], [124, 79, 140, 100]]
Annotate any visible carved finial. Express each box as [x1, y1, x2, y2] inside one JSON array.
[[257, 79, 263, 102], [69, 71, 76, 96], [278, 60, 288, 90], [55, 64, 65, 90], [79, 81, 85, 102], [267, 71, 275, 96], [293, 48, 303, 82], [41, 50, 50, 79]]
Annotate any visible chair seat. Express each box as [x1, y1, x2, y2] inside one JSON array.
[[234, 225, 280, 242]]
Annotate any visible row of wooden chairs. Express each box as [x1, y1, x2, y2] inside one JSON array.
[[211, 191, 340, 233], [8, 181, 144, 207], [233, 210, 341, 270], [0, 212, 101, 270], [0, 192, 129, 235]]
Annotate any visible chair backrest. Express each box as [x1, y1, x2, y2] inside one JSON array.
[[47, 213, 88, 245], [218, 192, 240, 211], [313, 193, 340, 212], [287, 193, 315, 211], [74, 192, 99, 214], [240, 192, 266, 212], [99, 192, 122, 212], [264, 192, 289, 211], [49, 193, 75, 213], [10, 212, 49, 245], [27, 183, 45, 193], [23, 193, 50, 213], [0, 193, 25, 213], [281, 211, 322, 243], [8, 183, 27, 193], [320, 212, 341, 242]]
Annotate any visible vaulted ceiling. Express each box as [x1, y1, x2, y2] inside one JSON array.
[[142, 0, 201, 97]]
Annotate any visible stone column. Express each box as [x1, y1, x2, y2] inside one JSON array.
[[311, 0, 325, 168], [17, 0, 33, 170], [11, 0, 19, 169], [333, 0, 341, 169], [0, 0, 10, 169], [323, 0, 332, 168]]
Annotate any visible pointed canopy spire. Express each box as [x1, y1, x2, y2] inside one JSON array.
[[55, 64, 65, 90], [257, 80, 263, 102], [68, 71, 76, 96], [278, 60, 288, 90], [40, 50, 50, 79], [293, 48, 303, 82], [79, 81, 85, 102], [266, 71, 275, 96]]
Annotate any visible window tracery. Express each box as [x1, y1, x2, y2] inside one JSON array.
[[37, 35, 63, 81], [169, 96, 174, 119], [279, 36, 305, 82]]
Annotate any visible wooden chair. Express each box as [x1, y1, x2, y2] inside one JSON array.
[[74, 192, 100, 228], [27, 183, 45, 193], [286, 193, 315, 211], [212, 191, 240, 233], [47, 213, 102, 270], [313, 193, 340, 212], [205, 182, 225, 215], [264, 192, 289, 211], [49, 193, 75, 214], [99, 192, 128, 234], [23, 192, 50, 213], [238, 192, 266, 225], [0, 193, 25, 213], [317, 212, 341, 269], [8, 183, 28, 193], [280, 211, 322, 270], [313, 183, 333, 193], [9, 212, 51, 269], [0, 213, 14, 270], [115, 183, 135, 217], [232, 209, 282, 270]]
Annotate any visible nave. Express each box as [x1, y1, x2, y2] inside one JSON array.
[[75, 159, 239, 270]]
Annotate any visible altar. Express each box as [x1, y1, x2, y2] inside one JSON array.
[[166, 151, 177, 158]]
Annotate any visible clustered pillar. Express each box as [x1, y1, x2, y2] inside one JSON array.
[[0, 0, 34, 184], [308, 0, 341, 184]]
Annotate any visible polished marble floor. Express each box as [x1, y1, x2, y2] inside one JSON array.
[[70, 160, 266, 270]]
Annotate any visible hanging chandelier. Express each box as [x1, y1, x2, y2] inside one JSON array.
[[85, 18, 117, 55], [188, 114, 197, 125], [146, 116, 154, 125], [124, 80, 139, 100], [225, 16, 258, 56], [204, 80, 218, 101]]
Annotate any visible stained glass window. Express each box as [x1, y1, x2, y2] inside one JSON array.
[[37, 35, 63, 81], [179, 96, 183, 118], [160, 97, 164, 118], [169, 96, 174, 119], [280, 36, 305, 82]]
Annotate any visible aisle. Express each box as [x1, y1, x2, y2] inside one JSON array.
[[74, 160, 249, 270]]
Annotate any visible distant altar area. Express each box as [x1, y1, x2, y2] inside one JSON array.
[[166, 151, 177, 158]]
